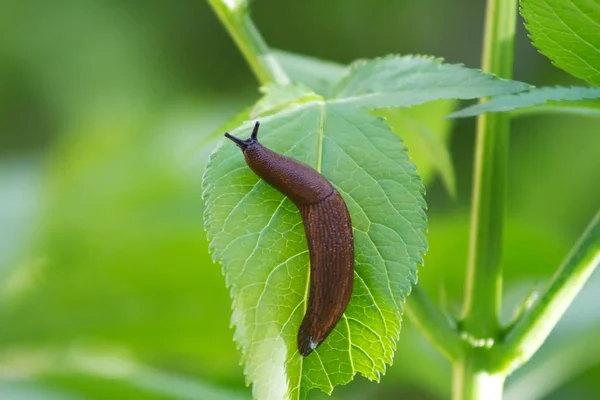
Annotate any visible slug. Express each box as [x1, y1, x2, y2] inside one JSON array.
[[225, 121, 354, 357]]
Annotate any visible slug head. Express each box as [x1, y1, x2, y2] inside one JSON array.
[[224, 121, 260, 150]]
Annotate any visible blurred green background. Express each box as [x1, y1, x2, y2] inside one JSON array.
[[1, 0, 599, 399]]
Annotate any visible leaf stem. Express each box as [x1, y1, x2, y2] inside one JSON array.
[[207, 0, 290, 85], [405, 286, 463, 361], [461, 0, 517, 339], [495, 210, 600, 373]]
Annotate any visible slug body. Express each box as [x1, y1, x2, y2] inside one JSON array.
[[225, 122, 354, 356]]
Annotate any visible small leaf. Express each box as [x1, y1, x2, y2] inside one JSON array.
[[449, 86, 600, 118], [521, 0, 600, 86], [203, 102, 427, 399], [274, 50, 349, 97], [330, 55, 531, 108]]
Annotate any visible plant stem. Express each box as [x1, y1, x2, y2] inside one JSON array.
[[207, 0, 290, 85], [461, 0, 517, 339], [453, 350, 505, 400], [454, 0, 517, 398], [405, 286, 463, 361], [495, 210, 600, 373]]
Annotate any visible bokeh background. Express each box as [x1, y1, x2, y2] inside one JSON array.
[[1, 0, 599, 399]]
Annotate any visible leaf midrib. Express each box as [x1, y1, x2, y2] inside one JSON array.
[[316, 101, 326, 173], [294, 100, 327, 400]]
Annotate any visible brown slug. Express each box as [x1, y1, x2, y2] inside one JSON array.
[[224, 121, 354, 357]]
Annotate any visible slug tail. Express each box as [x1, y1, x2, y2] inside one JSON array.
[[296, 193, 354, 357], [298, 326, 320, 356]]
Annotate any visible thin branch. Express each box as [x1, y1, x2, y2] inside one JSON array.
[[494, 210, 600, 373], [207, 0, 290, 85], [405, 286, 463, 361]]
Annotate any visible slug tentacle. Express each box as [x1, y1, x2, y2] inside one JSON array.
[[223, 132, 248, 149], [224, 122, 354, 357], [250, 121, 259, 139]]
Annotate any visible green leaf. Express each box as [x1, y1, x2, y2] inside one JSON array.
[[374, 100, 457, 197], [203, 54, 538, 397], [449, 86, 600, 118], [330, 55, 531, 108], [274, 53, 462, 195], [203, 102, 427, 399], [521, 0, 600, 86], [274, 50, 349, 97]]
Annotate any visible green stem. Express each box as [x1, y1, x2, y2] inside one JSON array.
[[495, 210, 600, 373], [405, 286, 463, 361], [461, 0, 517, 339], [453, 350, 505, 400], [207, 0, 290, 85], [455, 0, 517, 398]]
